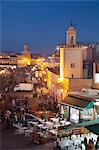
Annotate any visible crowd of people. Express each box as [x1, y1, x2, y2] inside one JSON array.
[[83, 136, 99, 150], [1, 107, 28, 129]]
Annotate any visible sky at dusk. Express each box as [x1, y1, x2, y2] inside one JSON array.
[[1, 1, 99, 55]]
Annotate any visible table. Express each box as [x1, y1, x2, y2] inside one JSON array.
[[46, 121, 53, 126], [13, 123, 23, 128], [60, 120, 66, 126], [25, 128, 34, 137], [65, 121, 71, 126], [50, 118, 59, 123], [58, 139, 73, 149], [60, 121, 71, 126], [28, 121, 38, 126], [45, 121, 53, 129], [49, 129, 58, 136], [17, 127, 28, 134], [38, 124, 47, 130]]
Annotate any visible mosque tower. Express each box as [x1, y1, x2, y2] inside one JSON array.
[[66, 23, 76, 47]]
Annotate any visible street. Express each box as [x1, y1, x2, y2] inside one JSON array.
[[1, 123, 56, 150]]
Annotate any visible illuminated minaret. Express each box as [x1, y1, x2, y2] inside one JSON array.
[[60, 24, 83, 80], [22, 43, 31, 66], [66, 23, 76, 47], [65, 24, 83, 79]]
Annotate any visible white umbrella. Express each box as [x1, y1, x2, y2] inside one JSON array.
[[60, 105, 64, 115]]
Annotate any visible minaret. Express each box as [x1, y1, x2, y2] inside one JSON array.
[[24, 43, 29, 51], [66, 23, 76, 47], [22, 43, 31, 66]]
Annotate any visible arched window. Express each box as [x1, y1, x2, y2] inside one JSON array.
[[70, 36, 74, 47]]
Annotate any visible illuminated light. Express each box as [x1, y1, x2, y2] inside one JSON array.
[[95, 73, 99, 83], [58, 77, 64, 83], [41, 67, 43, 71], [39, 71, 42, 77], [42, 71, 46, 74], [35, 71, 38, 78], [44, 79, 47, 82], [0, 70, 6, 74], [60, 89, 63, 92], [63, 78, 69, 88], [23, 57, 30, 65], [27, 61, 30, 65], [42, 59, 45, 62], [48, 71, 51, 89]]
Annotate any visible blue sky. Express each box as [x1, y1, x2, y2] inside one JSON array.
[[1, 1, 99, 54]]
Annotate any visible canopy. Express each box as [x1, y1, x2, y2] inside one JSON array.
[[59, 96, 92, 110], [86, 101, 94, 109], [75, 119, 99, 135]]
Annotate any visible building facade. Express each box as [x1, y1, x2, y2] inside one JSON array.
[[47, 24, 98, 102]]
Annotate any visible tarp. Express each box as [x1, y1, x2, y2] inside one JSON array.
[[86, 124, 99, 135], [59, 96, 92, 109], [75, 119, 99, 135], [86, 101, 94, 109]]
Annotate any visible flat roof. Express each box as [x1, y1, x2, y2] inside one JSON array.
[[59, 96, 92, 110], [69, 89, 99, 100]]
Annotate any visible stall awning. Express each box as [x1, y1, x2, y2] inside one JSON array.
[[59, 96, 93, 110], [74, 119, 99, 135], [86, 101, 94, 109]]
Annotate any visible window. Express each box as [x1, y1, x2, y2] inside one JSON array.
[[72, 74, 74, 78], [71, 63, 75, 68], [70, 36, 74, 46]]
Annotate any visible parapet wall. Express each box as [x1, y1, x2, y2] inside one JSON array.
[[69, 79, 93, 91], [92, 83, 99, 90]]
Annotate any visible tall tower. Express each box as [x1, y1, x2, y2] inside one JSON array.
[[66, 24, 76, 47], [22, 43, 31, 66], [24, 43, 29, 52], [64, 25, 83, 79]]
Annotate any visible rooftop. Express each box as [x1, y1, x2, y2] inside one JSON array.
[[69, 88, 99, 101], [47, 67, 60, 75], [59, 96, 92, 109]]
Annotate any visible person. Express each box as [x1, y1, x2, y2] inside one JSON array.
[[81, 141, 86, 150], [16, 110, 21, 123], [13, 113, 18, 124], [84, 137, 88, 149], [21, 114, 25, 122], [87, 139, 95, 150], [95, 136, 99, 150], [41, 112, 46, 121]]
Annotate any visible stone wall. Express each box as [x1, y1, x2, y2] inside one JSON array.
[[69, 79, 93, 91], [93, 83, 99, 89]]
